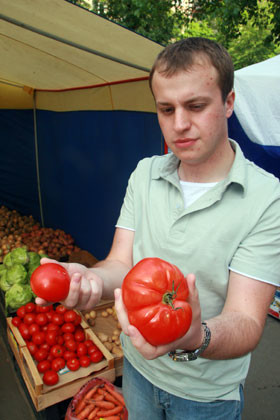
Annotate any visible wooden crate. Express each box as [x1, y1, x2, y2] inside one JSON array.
[[82, 300, 124, 377], [7, 318, 115, 411]]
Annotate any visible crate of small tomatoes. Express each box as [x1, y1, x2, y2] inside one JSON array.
[[7, 302, 115, 411]]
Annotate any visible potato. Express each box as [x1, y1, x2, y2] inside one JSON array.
[[104, 341, 113, 351], [97, 332, 109, 342], [90, 310, 97, 319], [112, 346, 123, 357]]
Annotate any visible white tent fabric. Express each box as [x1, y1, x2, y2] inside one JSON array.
[[234, 54, 280, 147]]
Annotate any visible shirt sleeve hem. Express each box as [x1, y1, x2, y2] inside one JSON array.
[[229, 266, 279, 287], [115, 224, 135, 232]]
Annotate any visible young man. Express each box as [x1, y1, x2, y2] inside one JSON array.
[[38, 38, 280, 419]]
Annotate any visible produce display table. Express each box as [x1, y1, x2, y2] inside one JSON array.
[[0, 297, 122, 419]]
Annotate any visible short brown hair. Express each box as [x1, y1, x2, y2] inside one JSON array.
[[149, 37, 234, 102]]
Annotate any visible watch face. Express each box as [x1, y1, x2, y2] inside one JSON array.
[[168, 323, 211, 362]]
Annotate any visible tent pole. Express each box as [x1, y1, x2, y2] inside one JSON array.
[[0, 14, 151, 73], [33, 90, 45, 227]]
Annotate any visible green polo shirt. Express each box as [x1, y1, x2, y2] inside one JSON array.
[[116, 140, 280, 402]]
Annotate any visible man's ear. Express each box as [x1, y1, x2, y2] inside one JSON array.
[[225, 90, 235, 119]]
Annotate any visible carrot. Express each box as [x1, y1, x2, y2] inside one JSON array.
[[104, 384, 125, 406], [74, 399, 87, 415], [97, 404, 124, 416], [93, 400, 115, 409], [87, 406, 99, 419], [84, 385, 99, 400], [87, 393, 104, 402], [104, 391, 119, 405], [75, 385, 99, 415], [76, 403, 95, 420]]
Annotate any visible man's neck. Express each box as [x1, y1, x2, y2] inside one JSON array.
[[178, 140, 235, 183]]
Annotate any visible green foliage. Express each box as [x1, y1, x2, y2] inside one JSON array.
[[90, 0, 190, 45], [67, 0, 280, 68], [191, 0, 280, 47]]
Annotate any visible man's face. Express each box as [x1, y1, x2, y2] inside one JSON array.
[[152, 60, 234, 172]]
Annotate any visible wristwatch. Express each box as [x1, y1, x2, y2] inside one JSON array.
[[168, 322, 211, 362]]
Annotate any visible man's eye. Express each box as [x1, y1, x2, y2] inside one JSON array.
[[160, 108, 173, 114], [190, 104, 205, 111]]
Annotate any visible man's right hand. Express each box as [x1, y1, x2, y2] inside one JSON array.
[[35, 258, 103, 311]]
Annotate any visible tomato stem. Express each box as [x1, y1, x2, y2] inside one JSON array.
[[162, 280, 183, 310]]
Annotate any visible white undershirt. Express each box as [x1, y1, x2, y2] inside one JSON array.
[[180, 180, 218, 208]]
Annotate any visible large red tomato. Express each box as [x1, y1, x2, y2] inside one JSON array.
[[122, 257, 192, 346], [30, 263, 70, 302]]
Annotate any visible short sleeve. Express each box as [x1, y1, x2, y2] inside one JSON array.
[[229, 193, 280, 286], [115, 169, 136, 231]]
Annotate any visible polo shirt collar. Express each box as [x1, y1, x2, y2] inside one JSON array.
[[153, 139, 247, 193]]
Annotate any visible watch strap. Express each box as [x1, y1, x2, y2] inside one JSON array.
[[168, 322, 211, 362]]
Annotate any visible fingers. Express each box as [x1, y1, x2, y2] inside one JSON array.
[[35, 297, 52, 306], [62, 271, 102, 311], [114, 288, 129, 335], [40, 257, 58, 265], [63, 273, 82, 308]]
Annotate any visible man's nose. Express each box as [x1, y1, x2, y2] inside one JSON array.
[[174, 109, 191, 132]]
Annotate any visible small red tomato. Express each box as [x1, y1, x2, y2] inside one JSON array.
[[52, 313, 64, 326], [32, 331, 46, 346], [17, 306, 26, 319], [65, 339, 77, 352], [79, 355, 91, 368], [46, 311, 54, 322], [37, 360, 51, 373], [56, 304, 67, 314], [34, 348, 48, 362], [40, 343, 50, 352], [51, 357, 65, 372], [35, 313, 48, 326], [24, 313, 36, 325], [26, 341, 38, 356], [77, 343, 87, 357], [25, 302, 36, 313], [47, 323, 60, 334], [12, 316, 22, 328], [63, 350, 76, 361], [84, 339, 96, 348], [73, 313, 82, 326], [37, 305, 53, 313], [43, 370, 59, 386], [63, 333, 74, 342], [67, 358, 80, 371], [19, 323, 31, 340], [45, 331, 58, 346], [50, 344, 64, 358], [31, 263, 70, 302], [61, 322, 75, 334], [87, 345, 100, 355], [64, 310, 77, 323], [74, 330, 85, 343], [28, 323, 40, 336], [89, 349, 103, 363]]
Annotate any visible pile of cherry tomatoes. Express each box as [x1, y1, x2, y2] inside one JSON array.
[[12, 302, 104, 386]]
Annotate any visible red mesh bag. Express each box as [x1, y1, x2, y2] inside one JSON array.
[[65, 377, 128, 420]]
